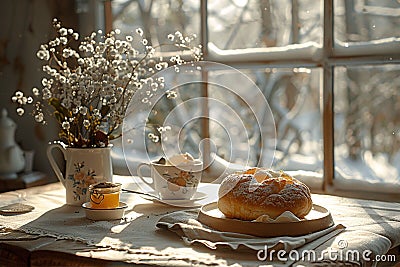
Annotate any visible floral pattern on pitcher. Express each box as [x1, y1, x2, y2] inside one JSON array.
[[164, 170, 198, 194], [67, 161, 97, 201]]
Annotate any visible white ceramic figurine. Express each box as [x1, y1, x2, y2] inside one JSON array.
[[0, 108, 25, 179]]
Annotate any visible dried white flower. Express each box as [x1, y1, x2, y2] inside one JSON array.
[[16, 107, 24, 116], [34, 113, 44, 123], [83, 119, 90, 128], [167, 34, 174, 41], [166, 90, 178, 99], [59, 28, 68, 36], [12, 19, 202, 148], [136, 28, 144, 36], [62, 121, 70, 130], [148, 133, 159, 143]]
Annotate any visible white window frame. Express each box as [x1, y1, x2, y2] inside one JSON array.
[[105, 0, 400, 192]]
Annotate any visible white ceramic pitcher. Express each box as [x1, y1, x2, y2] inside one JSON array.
[[47, 142, 113, 206]]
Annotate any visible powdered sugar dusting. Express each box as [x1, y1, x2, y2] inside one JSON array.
[[218, 169, 312, 219]]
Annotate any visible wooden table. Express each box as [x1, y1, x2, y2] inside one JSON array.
[[0, 178, 399, 266], [0, 172, 48, 193]]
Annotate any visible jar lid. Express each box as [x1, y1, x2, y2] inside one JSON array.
[[89, 182, 121, 194]]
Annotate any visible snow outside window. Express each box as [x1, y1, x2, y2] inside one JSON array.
[[108, 0, 400, 195]]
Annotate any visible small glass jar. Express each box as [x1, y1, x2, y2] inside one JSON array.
[[89, 182, 121, 209]]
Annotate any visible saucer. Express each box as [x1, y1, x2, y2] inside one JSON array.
[[0, 203, 35, 215], [82, 202, 127, 220], [140, 191, 208, 207]]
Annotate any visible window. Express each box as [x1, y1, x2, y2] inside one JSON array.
[[107, 0, 400, 194]]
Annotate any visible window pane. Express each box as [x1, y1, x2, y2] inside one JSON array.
[[334, 65, 400, 188], [112, 1, 202, 169], [334, 0, 400, 43], [144, 72, 203, 159], [112, 0, 200, 50], [207, 67, 322, 171], [208, 0, 323, 49]]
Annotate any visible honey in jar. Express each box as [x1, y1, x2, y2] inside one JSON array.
[[89, 182, 121, 209]]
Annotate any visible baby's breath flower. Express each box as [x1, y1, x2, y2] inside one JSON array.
[[83, 119, 90, 128], [34, 113, 44, 123], [116, 87, 124, 94], [157, 126, 171, 133], [151, 82, 158, 91], [175, 31, 183, 38], [16, 107, 24, 116], [166, 90, 178, 99], [79, 106, 88, 115], [62, 48, 71, 58], [59, 76, 67, 84], [59, 36, 68, 45], [155, 63, 163, 70], [59, 28, 68, 36], [148, 133, 159, 143], [105, 38, 114, 45], [12, 19, 202, 148], [15, 91, 23, 98], [167, 34, 174, 41], [37, 50, 45, 60], [108, 97, 117, 104], [62, 121, 70, 130], [136, 28, 143, 36]]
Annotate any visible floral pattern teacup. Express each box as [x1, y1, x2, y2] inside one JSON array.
[[137, 159, 203, 200]]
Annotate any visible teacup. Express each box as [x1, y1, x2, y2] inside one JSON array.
[[89, 182, 121, 209], [137, 158, 203, 200]]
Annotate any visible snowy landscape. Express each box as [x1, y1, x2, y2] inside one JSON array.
[[113, 0, 400, 195]]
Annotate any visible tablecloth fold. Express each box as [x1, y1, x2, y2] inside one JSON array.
[[156, 209, 346, 252]]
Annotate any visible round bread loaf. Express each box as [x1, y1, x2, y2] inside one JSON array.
[[218, 168, 312, 220]]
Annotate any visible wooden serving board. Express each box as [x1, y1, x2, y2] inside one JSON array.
[[198, 202, 334, 237]]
